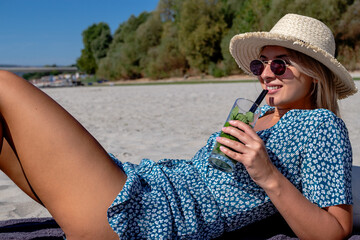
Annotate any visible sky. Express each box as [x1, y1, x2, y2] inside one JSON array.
[[0, 0, 159, 66]]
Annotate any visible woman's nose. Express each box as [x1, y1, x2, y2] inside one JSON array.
[[261, 62, 276, 82]]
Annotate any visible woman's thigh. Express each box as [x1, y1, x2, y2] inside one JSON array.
[[0, 71, 126, 239]]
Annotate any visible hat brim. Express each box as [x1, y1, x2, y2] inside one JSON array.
[[230, 32, 357, 99]]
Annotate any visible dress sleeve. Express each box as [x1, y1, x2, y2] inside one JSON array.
[[301, 113, 353, 208]]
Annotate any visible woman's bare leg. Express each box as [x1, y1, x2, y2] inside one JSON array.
[[0, 139, 41, 203], [0, 71, 126, 239]]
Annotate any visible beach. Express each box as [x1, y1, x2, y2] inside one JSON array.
[[0, 81, 359, 220]]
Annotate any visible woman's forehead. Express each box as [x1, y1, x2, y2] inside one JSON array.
[[259, 46, 294, 61], [260, 46, 289, 56]]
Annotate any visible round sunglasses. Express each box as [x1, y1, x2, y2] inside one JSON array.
[[250, 59, 290, 76]]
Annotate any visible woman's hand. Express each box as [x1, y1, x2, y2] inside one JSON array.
[[216, 120, 277, 188]]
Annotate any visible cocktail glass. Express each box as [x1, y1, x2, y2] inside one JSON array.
[[208, 98, 261, 172]]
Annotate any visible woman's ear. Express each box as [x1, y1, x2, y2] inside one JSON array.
[[310, 80, 318, 97]]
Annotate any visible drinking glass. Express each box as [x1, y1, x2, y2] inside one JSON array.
[[208, 98, 261, 172]]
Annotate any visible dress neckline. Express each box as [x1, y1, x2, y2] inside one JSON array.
[[256, 105, 307, 133]]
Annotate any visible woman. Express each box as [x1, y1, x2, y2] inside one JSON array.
[[0, 14, 357, 239]]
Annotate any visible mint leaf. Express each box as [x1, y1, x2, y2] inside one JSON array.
[[229, 106, 239, 120], [246, 111, 254, 123]]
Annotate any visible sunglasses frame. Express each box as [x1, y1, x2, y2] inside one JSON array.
[[250, 59, 290, 76]]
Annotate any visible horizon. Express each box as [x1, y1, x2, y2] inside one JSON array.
[[0, 64, 76, 67]]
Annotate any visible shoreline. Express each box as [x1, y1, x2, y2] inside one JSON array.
[[33, 71, 360, 89], [93, 72, 360, 86]]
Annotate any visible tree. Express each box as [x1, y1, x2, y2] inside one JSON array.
[[77, 48, 97, 74], [157, 0, 182, 22], [137, 11, 164, 71], [220, 0, 270, 74], [143, 21, 188, 79], [77, 23, 112, 74], [97, 12, 151, 79], [178, 0, 227, 72], [136, 0, 188, 79], [336, 0, 360, 70]]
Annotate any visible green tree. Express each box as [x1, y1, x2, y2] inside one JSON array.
[[91, 24, 112, 62], [77, 48, 97, 74], [97, 12, 151, 79], [336, 0, 360, 43], [157, 0, 182, 22], [77, 22, 112, 74], [220, 0, 270, 75], [336, 0, 360, 70], [137, 14, 162, 51], [143, 21, 188, 79], [178, 0, 227, 72], [138, 0, 188, 79], [137, 11, 164, 73]]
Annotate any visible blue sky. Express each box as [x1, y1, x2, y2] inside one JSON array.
[[0, 0, 159, 66]]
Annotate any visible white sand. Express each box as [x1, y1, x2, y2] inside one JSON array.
[[0, 81, 359, 220]]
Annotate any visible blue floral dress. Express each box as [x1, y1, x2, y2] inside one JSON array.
[[107, 105, 353, 239]]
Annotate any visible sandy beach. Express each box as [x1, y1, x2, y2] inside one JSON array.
[[0, 81, 359, 220]]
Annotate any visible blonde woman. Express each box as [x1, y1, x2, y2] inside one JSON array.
[[0, 14, 357, 239]]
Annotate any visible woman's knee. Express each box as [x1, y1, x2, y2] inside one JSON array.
[[0, 70, 24, 86], [0, 70, 35, 106]]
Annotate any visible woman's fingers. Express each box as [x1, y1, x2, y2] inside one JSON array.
[[218, 120, 257, 149], [216, 120, 266, 164], [228, 120, 261, 139], [219, 145, 243, 160]]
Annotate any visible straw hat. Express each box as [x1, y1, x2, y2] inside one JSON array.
[[230, 13, 357, 99]]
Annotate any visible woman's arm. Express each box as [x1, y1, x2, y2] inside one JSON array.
[[216, 120, 353, 239], [261, 165, 352, 239]]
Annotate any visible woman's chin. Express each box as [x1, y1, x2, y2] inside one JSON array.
[[267, 97, 276, 106]]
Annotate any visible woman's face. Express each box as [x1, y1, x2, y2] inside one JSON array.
[[258, 46, 314, 110]]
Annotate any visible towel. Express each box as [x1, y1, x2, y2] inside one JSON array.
[[0, 217, 64, 240], [1, 216, 359, 239]]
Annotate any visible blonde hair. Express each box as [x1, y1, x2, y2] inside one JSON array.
[[287, 48, 340, 116]]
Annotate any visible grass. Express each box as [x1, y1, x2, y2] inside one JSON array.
[[81, 75, 99, 85]]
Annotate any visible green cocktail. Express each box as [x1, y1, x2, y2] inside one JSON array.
[[208, 98, 260, 172]]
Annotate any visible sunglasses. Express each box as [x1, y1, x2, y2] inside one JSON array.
[[250, 59, 290, 76]]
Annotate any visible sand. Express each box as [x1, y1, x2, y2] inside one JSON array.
[[0, 81, 359, 220]]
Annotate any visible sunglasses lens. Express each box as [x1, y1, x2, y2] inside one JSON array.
[[250, 60, 264, 76], [271, 59, 286, 75]]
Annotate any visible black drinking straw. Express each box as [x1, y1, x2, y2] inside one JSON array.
[[249, 90, 268, 113]]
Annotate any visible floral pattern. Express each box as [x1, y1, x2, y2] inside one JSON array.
[[107, 105, 353, 239]]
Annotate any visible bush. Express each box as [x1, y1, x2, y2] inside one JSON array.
[[208, 62, 225, 78]]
